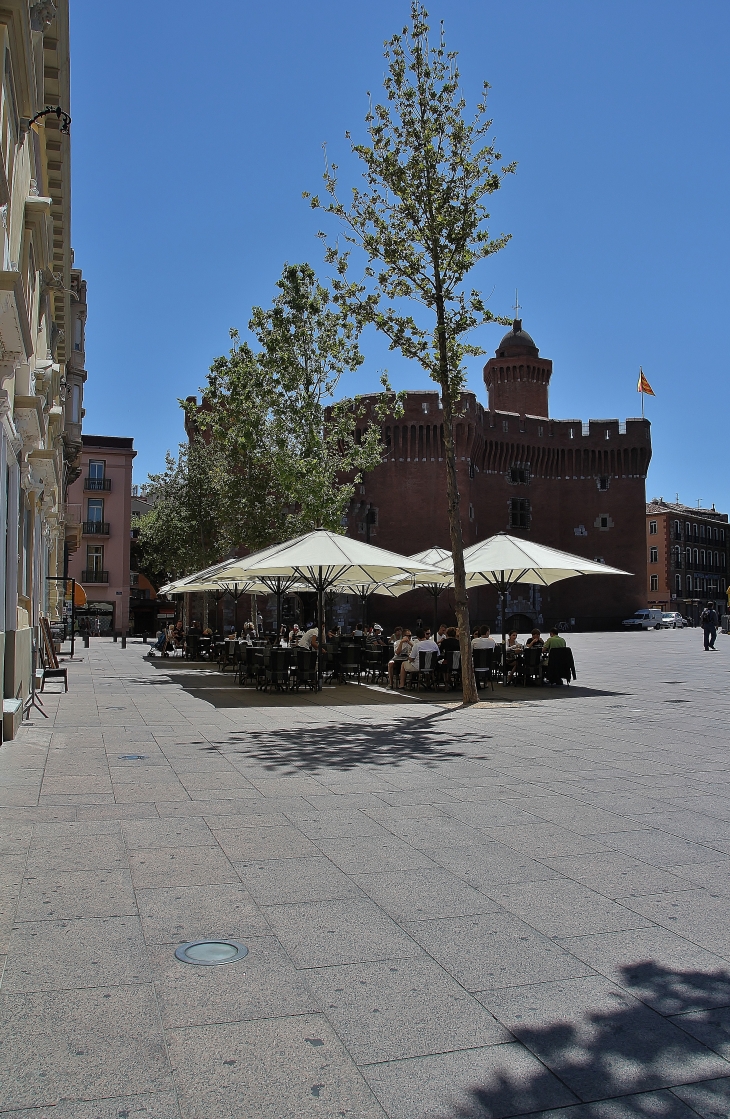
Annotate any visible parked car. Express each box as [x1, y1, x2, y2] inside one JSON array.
[[622, 609, 664, 630], [657, 611, 690, 629]]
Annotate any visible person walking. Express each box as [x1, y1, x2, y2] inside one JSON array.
[[701, 601, 719, 650]]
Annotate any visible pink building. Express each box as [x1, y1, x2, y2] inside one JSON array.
[[66, 436, 136, 634]]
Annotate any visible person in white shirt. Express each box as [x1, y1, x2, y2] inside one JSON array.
[[400, 629, 440, 687], [472, 625, 496, 650], [298, 627, 319, 651], [288, 625, 301, 645]]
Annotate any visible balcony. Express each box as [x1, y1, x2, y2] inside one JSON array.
[[83, 521, 110, 536], [84, 477, 111, 491], [81, 570, 109, 584]]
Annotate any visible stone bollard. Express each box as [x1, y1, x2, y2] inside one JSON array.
[[83, 633, 89, 648], [113, 631, 118, 643], [121, 633, 127, 649]]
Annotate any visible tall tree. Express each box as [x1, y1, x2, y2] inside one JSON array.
[[306, 3, 514, 703], [191, 262, 400, 545], [135, 439, 224, 584]]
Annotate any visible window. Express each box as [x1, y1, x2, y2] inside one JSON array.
[[468, 462, 475, 478], [510, 498, 530, 529], [421, 402, 428, 413], [569, 427, 574, 439], [650, 574, 658, 591], [599, 515, 609, 529], [693, 548, 699, 565], [502, 420, 509, 433], [88, 460, 105, 480], [686, 575, 692, 593], [686, 522, 691, 536], [701, 550, 706, 566], [694, 524, 699, 539], [722, 529, 726, 543], [694, 576, 701, 591], [86, 545, 104, 572], [722, 579, 727, 594], [675, 574, 681, 592], [649, 520, 657, 535], [538, 425, 544, 437], [723, 554, 727, 570], [649, 547, 658, 563], [700, 524, 706, 539], [605, 428, 610, 440], [71, 383, 81, 424], [509, 465, 529, 484], [714, 527, 719, 541], [74, 316, 83, 351], [87, 499, 103, 522], [674, 520, 681, 539], [468, 503, 474, 521], [685, 548, 691, 566], [598, 476, 609, 491], [674, 546, 681, 565]]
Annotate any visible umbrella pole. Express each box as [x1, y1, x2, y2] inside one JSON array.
[[317, 566, 324, 691], [500, 573, 509, 686]]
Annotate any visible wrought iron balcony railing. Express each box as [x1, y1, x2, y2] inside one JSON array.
[[80, 569, 109, 583], [84, 477, 111, 491], [83, 521, 110, 535]]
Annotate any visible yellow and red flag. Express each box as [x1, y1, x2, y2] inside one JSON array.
[[637, 368, 655, 396]]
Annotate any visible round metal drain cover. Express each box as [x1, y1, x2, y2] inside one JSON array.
[[118, 754, 147, 761], [175, 939, 248, 966]]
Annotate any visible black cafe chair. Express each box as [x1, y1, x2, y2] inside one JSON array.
[[545, 646, 576, 686], [263, 648, 291, 692], [522, 646, 544, 686], [292, 649, 318, 691], [443, 649, 461, 690], [417, 649, 439, 690], [473, 648, 495, 691], [338, 645, 361, 683]]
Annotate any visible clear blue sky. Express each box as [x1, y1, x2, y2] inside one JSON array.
[[71, 1, 729, 511]]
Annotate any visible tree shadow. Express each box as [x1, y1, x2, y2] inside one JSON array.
[[220, 710, 479, 773], [439, 962, 730, 1119]]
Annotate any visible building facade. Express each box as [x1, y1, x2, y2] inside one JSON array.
[[0, 0, 84, 717], [66, 436, 136, 634], [343, 320, 651, 631], [646, 499, 728, 623]]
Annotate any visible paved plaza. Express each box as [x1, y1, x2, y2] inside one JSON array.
[[2, 630, 730, 1118]]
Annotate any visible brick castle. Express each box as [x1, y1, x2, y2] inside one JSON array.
[[343, 320, 651, 631]]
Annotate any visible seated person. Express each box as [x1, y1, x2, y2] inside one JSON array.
[[388, 630, 412, 688], [543, 627, 566, 652], [400, 629, 439, 687], [146, 629, 169, 657], [389, 626, 403, 643], [327, 625, 340, 640], [288, 624, 302, 645], [505, 631, 524, 682], [525, 629, 544, 649], [472, 625, 496, 650], [440, 626, 461, 655], [435, 624, 448, 646]]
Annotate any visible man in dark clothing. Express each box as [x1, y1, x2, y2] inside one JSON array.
[[701, 602, 719, 650]]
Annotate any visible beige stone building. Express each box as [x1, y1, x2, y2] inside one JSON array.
[[0, 0, 83, 730]]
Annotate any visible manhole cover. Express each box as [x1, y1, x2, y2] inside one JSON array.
[[118, 754, 147, 760], [175, 939, 248, 966]]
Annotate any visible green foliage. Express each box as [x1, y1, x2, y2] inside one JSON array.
[[135, 441, 223, 584], [305, 1, 514, 401], [188, 262, 402, 546]]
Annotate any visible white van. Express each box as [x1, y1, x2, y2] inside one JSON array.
[[622, 609, 664, 630]]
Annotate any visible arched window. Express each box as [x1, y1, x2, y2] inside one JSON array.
[[674, 546, 681, 566], [715, 551, 720, 567], [686, 548, 691, 566], [693, 548, 699, 565], [686, 575, 692, 593], [674, 520, 681, 539], [675, 574, 681, 592]]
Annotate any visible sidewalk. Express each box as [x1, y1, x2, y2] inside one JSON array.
[[2, 631, 730, 1117]]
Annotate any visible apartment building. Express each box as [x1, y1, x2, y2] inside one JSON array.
[[646, 498, 729, 623], [0, 1, 84, 718], [66, 436, 136, 634]]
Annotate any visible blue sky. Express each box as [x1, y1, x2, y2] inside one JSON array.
[[71, 0, 730, 511]]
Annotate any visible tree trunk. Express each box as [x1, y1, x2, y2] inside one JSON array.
[[439, 389, 478, 704]]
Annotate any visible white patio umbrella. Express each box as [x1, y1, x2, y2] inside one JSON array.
[[460, 533, 630, 674], [214, 530, 444, 684]]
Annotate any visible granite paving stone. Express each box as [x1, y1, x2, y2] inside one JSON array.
[[2, 916, 151, 992], [15, 869, 137, 921], [136, 882, 270, 944], [485, 880, 654, 937], [128, 846, 238, 889], [262, 896, 419, 967], [238, 855, 365, 905]]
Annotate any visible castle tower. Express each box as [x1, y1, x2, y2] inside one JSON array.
[[483, 319, 552, 418]]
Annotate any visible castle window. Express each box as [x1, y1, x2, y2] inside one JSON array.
[[598, 476, 609, 491], [469, 503, 474, 521], [502, 420, 509, 433], [650, 574, 658, 591], [675, 574, 681, 592], [422, 402, 429, 413], [509, 465, 530, 484], [605, 429, 610, 440], [649, 547, 658, 563], [510, 498, 530, 529], [538, 425, 544, 437], [649, 520, 657, 535], [599, 516, 609, 529], [569, 427, 574, 439], [468, 462, 475, 478]]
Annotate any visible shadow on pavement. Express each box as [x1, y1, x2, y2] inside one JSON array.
[[224, 710, 473, 772], [444, 962, 730, 1119]]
